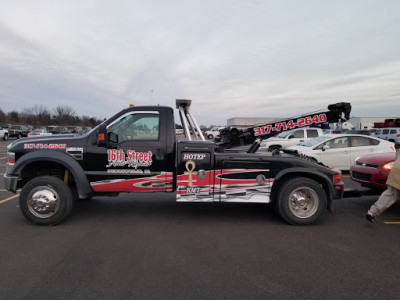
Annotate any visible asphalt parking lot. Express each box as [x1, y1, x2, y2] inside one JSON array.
[[1, 139, 400, 299]]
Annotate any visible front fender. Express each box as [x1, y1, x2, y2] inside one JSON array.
[[10, 150, 93, 199]]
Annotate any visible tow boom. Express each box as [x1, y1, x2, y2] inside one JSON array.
[[216, 102, 352, 152]]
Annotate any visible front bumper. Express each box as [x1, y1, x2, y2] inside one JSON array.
[[350, 167, 389, 190], [3, 174, 18, 193]]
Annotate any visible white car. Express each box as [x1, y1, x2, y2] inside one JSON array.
[[287, 134, 396, 171], [205, 127, 225, 139], [0, 127, 9, 140], [259, 128, 324, 151], [374, 127, 400, 143], [28, 129, 53, 137]]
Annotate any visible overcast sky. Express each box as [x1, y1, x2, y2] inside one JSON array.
[[0, 0, 399, 125]]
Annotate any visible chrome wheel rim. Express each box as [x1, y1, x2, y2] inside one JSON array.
[[27, 186, 60, 218], [288, 187, 319, 218]]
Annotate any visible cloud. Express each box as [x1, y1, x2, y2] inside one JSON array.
[[0, 0, 399, 125]]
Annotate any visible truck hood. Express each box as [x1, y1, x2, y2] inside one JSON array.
[[8, 133, 88, 152]]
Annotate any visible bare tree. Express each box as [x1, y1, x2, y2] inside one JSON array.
[[20, 105, 51, 126], [54, 105, 77, 125], [7, 110, 20, 124], [0, 108, 6, 123]]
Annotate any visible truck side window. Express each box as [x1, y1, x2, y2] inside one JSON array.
[[290, 130, 304, 138], [108, 113, 160, 143], [306, 129, 319, 138]]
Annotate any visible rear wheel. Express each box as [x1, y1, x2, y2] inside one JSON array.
[[19, 176, 74, 225], [275, 178, 327, 225], [3, 133, 8, 141], [17, 133, 22, 139]]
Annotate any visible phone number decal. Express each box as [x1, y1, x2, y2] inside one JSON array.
[[254, 114, 327, 136], [24, 143, 67, 149]]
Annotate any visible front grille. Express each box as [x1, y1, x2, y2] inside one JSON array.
[[352, 171, 371, 182], [355, 161, 379, 168]]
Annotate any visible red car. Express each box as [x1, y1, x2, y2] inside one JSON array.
[[350, 152, 396, 190]]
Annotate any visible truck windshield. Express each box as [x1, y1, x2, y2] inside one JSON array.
[[276, 130, 293, 138]]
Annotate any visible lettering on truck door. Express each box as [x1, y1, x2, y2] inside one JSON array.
[[177, 152, 213, 201]]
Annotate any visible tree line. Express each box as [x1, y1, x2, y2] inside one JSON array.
[[0, 105, 102, 127]]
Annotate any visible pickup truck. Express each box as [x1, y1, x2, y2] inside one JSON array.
[[205, 126, 225, 139], [8, 125, 30, 139], [259, 128, 324, 151], [4, 100, 344, 226]]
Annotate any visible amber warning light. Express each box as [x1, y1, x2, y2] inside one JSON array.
[[98, 133, 105, 141]]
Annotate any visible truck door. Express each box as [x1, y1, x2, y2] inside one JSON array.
[[288, 129, 305, 144], [86, 109, 174, 193]]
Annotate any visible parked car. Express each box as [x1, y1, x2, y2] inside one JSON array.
[[259, 128, 324, 151], [81, 126, 92, 133], [287, 134, 396, 171], [175, 128, 184, 135], [350, 152, 396, 190], [0, 125, 9, 140], [48, 126, 71, 134], [374, 127, 400, 143], [28, 128, 53, 137], [205, 126, 225, 139], [8, 125, 30, 139]]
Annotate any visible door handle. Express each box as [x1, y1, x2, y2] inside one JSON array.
[[156, 148, 165, 160]]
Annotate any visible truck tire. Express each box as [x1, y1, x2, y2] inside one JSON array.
[[207, 134, 214, 139], [3, 133, 8, 141], [19, 176, 74, 225], [275, 178, 327, 225]]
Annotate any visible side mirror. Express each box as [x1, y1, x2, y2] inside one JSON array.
[[108, 132, 118, 144], [322, 145, 330, 151]]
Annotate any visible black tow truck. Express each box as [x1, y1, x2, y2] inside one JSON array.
[[4, 100, 351, 225]]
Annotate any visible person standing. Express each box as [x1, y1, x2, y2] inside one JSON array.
[[366, 146, 400, 222]]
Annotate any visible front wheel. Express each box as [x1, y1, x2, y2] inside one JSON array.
[[19, 176, 74, 225], [275, 178, 327, 225]]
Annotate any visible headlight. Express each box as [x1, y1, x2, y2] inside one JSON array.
[[6, 152, 15, 174], [382, 162, 394, 170]]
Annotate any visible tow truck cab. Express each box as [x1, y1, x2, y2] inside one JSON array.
[[4, 100, 344, 226]]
